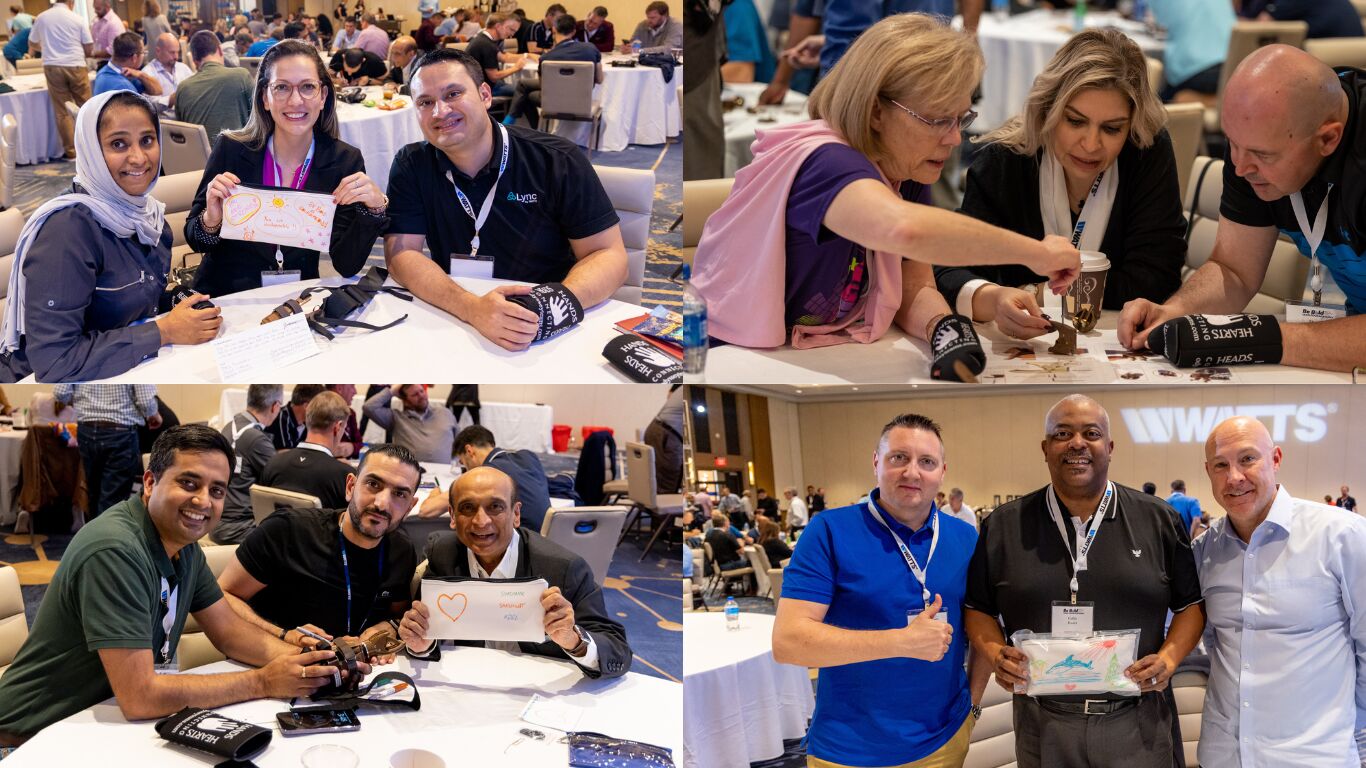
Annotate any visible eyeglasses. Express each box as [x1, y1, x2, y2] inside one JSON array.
[[267, 80, 323, 100], [888, 99, 977, 135]]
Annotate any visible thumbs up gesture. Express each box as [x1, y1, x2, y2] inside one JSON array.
[[902, 593, 954, 662]]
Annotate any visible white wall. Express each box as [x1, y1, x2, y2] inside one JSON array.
[[767, 396, 803, 497]]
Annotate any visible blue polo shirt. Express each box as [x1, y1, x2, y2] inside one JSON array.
[[1166, 491, 1201, 533], [791, 0, 953, 75], [246, 39, 278, 57], [93, 62, 144, 96], [782, 489, 976, 766]]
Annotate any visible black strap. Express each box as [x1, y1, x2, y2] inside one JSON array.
[[1185, 158, 1217, 244], [307, 314, 409, 340]]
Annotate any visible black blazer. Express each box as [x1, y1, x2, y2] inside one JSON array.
[[416, 529, 632, 679], [937, 130, 1187, 311], [186, 131, 388, 298]]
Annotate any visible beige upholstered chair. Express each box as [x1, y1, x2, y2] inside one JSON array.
[[540, 506, 628, 587], [1163, 103, 1204, 200], [1207, 22, 1309, 134], [248, 485, 322, 526], [0, 565, 28, 680], [175, 545, 239, 671], [681, 178, 734, 267], [593, 165, 654, 305]]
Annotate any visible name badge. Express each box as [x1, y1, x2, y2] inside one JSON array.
[[449, 253, 495, 280], [261, 269, 302, 287], [907, 608, 949, 624], [153, 662, 180, 675], [1051, 601, 1094, 636], [1285, 300, 1349, 323]]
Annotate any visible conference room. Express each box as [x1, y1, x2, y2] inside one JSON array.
[[0, 382, 684, 766], [0, 0, 684, 384], [681, 383, 1366, 768], [682, 1, 1366, 385]]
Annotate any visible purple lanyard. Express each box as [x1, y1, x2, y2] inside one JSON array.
[[262, 136, 315, 189]]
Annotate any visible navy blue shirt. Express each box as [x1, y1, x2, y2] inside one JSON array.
[[541, 38, 601, 65], [1241, 0, 1363, 38], [782, 490, 976, 765], [486, 447, 552, 534]]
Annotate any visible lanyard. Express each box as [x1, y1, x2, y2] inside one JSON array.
[[446, 122, 510, 258], [264, 136, 317, 269], [338, 528, 385, 636], [1290, 184, 1333, 305], [158, 577, 178, 664], [1046, 482, 1115, 604], [1067, 170, 1106, 249], [865, 497, 939, 607]]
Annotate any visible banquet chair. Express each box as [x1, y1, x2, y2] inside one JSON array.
[[1172, 669, 1208, 766], [249, 484, 322, 525], [0, 113, 16, 211], [1207, 21, 1309, 134], [1163, 102, 1204, 200], [174, 545, 238, 671], [539, 61, 602, 154], [1305, 37, 1366, 69], [619, 441, 685, 560], [1145, 57, 1163, 98], [159, 119, 212, 175], [410, 559, 427, 600], [702, 541, 753, 597], [445, 42, 469, 51], [683, 578, 692, 610], [746, 543, 773, 597], [0, 565, 27, 681], [151, 170, 207, 270], [1355, 0, 1366, 20], [681, 178, 734, 267], [962, 674, 1016, 768], [15, 58, 41, 74], [240, 56, 262, 80], [592, 165, 653, 305], [1183, 156, 1309, 313], [766, 567, 782, 603], [540, 505, 628, 587], [0, 207, 25, 319]]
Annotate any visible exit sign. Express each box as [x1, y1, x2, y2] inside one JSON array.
[[714, 457, 728, 467]]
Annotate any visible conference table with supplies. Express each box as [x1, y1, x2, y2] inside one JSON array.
[[333, 85, 426, 192], [688, 312, 1354, 384], [522, 53, 683, 152], [721, 82, 808, 178], [60, 275, 652, 384], [0, 72, 71, 164], [1, 647, 683, 767]]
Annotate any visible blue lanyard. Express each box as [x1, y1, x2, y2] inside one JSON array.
[[338, 528, 385, 636]]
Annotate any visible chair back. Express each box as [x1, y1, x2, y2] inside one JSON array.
[[0, 113, 15, 211], [1355, 0, 1366, 19], [152, 170, 205, 250], [746, 544, 772, 596], [767, 568, 783, 600], [593, 165, 653, 304], [1306, 37, 1366, 69], [1206, 21, 1309, 133], [1145, 56, 1163, 96], [181, 545, 238, 635], [15, 58, 42, 74], [1172, 669, 1207, 767], [445, 42, 469, 51], [249, 484, 322, 525], [0, 207, 23, 311], [160, 119, 212, 175], [540, 60, 596, 120], [240, 55, 262, 79], [681, 178, 734, 267], [0, 565, 28, 678], [1163, 102, 1204, 200], [539, 506, 628, 586], [410, 558, 428, 600], [624, 441, 658, 509], [963, 675, 1017, 767]]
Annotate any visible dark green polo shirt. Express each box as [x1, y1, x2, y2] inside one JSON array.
[[0, 496, 222, 738]]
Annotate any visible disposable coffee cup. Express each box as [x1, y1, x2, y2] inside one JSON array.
[[1068, 251, 1110, 333]]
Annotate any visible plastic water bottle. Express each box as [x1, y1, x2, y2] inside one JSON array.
[[681, 264, 708, 375], [725, 597, 740, 631], [1072, 0, 1086, 31], [991, 0, 1008, 21], [631, 39, 642, 56], [1132, 0, 1149, 26]]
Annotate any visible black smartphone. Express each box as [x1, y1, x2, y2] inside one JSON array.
[[275, 708, 361, 736]]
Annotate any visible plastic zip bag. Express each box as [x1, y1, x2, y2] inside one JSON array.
[[1009, 629, 1142, 697]]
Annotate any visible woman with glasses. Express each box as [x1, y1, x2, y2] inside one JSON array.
[[185, 39, 388, 298], [690, 14, 1079, 379], [945, 29, 1186, 340]]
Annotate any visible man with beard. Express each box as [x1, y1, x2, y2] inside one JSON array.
[[964, 394, 1206, 768], [0, 427, 342, 753], [363, 385, 458, 463], [217, 444, 420, 655]]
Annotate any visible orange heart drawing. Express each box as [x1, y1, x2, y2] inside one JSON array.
[[437, 593, 468, 622], [1064, 684, 1077, 691], [1102, 640, 1116, 648]]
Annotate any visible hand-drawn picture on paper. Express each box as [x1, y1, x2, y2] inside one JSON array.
[[1010, 629, 1141, 697], [421, 578, 549, 643], [220, 187, 336, 251]]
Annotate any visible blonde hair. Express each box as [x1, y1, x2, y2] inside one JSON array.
[[978, 27, 1166, 155], [807, 13, 983, 169]]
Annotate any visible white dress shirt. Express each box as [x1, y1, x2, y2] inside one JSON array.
[[1193, 484, 1366, 768], [142, 58, 193, 113], [787, 497, 809, 527]]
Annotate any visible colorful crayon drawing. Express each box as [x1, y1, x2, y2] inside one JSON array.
[[221, 188, 337, 251]]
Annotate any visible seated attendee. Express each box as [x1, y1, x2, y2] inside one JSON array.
[[233, 30, 254, 59], [945, 28, 1186, 340], [1149, 0, 1234, 104], [757, 517, 792, 564], [419, 424, 553, 533], [259, 391, 355, 510], [0, 426, 347, 751], [264, 12, 284, 37], [325, 383, 363, 458], [142, 32, 191, 114], [331, 16, 360, 51], [0, 91, 220, 382], [354, 14, 391, 60], [215, 384, 284, 545], [622, 1, 681, 53], [511, 9, 533, 54], [329, 46, 387, 85], [176, 30, 254, 145], [396, 466, 632, 679], [3, 25, 31, 67], [219, 443, 419, 650], [458, 8, 484, 39], [280, 20, 308, 42], [93, 32, 164, 96], [185, 40, 388, 297], [509, 12, 601, 130], [1239, 0, 1364, 38], [315, 12, 332, 44], [720, 0, 773, 83], [434, 9, 461, 40], [267, 384, 325, 450], [362, 385, 457, 463], [384, 49, 628, 352], [415, 10, 443, 51], [529, 4, 563, 52], [574, 6, 613, 53], [691, 14, 1078, 378], [466, 12, 528, 98], [704, 513, 747, 571], [246, 29, 283, 57], [386, 35, 420, 87]]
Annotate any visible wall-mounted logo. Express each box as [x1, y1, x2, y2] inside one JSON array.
[[1121, 403, 1336, 444]]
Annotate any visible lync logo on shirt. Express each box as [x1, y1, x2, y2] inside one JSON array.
[[507, 191, 539, 204]]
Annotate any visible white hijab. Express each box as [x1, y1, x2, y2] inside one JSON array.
[[1038, 148, 1116, 310], [1, 90, 167, 356]]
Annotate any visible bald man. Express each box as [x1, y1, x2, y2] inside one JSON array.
[[1193, 416, 1366, 767], [142, 32, 191, 114], [386, 34, 418, 88], [965, 394, 1204, 768], [1119, 45, 1366, 372]]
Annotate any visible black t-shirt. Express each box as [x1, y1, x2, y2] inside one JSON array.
[[966, 483, 1202, 702], [259, 446, 353, 510], [466, 31, 502, 76], [385, 118, 620, 282], [756, 497, 779, 519], [762, 537, 792, 564], [236, 507, 416, 637], [705, 527, 742, 566], [328, 48, 388, 82]]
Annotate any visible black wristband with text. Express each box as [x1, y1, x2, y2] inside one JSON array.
[[1147, 314, 1283, 367], [929, 314, 986, 382], [603, 334, 683, 383], [506, 283, 585, 342]]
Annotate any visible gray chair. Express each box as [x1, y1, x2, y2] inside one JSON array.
[[240, 56, 262, 80], [248, 484, 322, 525], [1305, 37, 1366, 69], [151, 170, 207, 270], [1163, 102, 1204, 201], [175, 544, 239, 671], [160, 119, 212, 175], [620, 441, 684, 561], [540, 505, 628, 587], [592, 165, 653, 305], [1207, 22, 1309, 134], [0, 207, 25, 320], [0, 565, 28, 681], [0, 113, 16, 211], [539, 60, 602, 153]]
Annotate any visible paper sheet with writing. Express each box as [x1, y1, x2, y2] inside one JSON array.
[[422, 578, 548, 642], [210, 312, 320, 380], [220, 187, 336, 251]]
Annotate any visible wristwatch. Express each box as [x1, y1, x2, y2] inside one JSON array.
[[970, 704, 983, 721], [567, 625, 589, 657]]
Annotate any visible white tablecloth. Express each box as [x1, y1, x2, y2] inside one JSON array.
[[683, 612, 813, 768], [0, 72, 66, 165], [690, 312, 1353, 384], [722, 82, 808, 178], [334, 85, 426, 192], [93, 276, 650, 383], [0, 429, 25, 526], [526, 54, 682, 151], [3, 647, 682, 767], [973, 10, 1165, 130]]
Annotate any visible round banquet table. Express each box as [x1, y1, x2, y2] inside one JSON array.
[[722, 82, 808, 178], [971, 10, 1165, 130], [523, 54, 682, 151], [0, 72, 69, 165], [682, 612, 814, 768], [333, 85, 426, 192], [0, 647, 682, 767], [688, 311, 1354, 384], [85, 275, 652, 383]]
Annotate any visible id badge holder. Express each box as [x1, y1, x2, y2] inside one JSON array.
[[1051, 601, 1094, 636], [262, 246, 302, 287], [1285, 300, 1348, 323], [154, 661, 180, 675], [449, 252, 495, 280]]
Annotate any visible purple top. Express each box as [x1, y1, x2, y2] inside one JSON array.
[[783, 143, 926, 328]]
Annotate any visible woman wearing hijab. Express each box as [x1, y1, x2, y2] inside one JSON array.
[[0, 91, 221, 382], [943, 28, 1186, 339], [185, 39, 388, 298]]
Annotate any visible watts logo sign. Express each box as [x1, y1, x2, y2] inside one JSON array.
[[1120, 403, 1337, 444]]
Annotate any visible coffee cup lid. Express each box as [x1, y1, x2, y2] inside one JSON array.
[[1080, 251, 1111, 271]]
